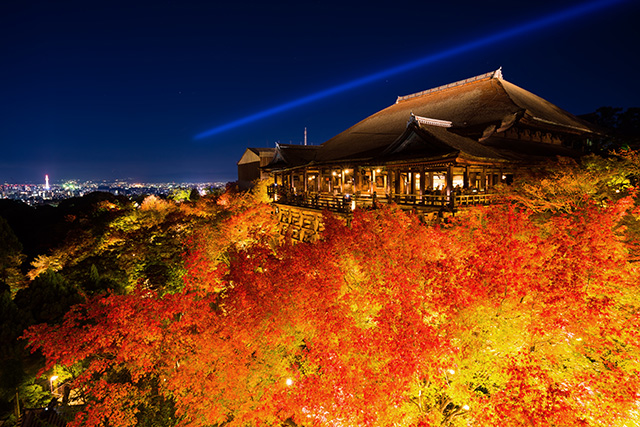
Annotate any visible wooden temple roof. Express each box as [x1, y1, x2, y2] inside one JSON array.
[[266, 69, 600, 170], [267, 143, 319, 170]]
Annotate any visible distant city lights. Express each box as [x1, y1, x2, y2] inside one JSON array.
[[1, 179, 226, 206]]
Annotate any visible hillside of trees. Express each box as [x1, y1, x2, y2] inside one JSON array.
[[2, 153, 640, 426]]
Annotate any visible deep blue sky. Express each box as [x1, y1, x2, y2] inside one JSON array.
[[1, 0, 639, 183]]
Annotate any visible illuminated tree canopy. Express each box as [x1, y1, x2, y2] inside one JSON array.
[[23, 157, 640, 427]]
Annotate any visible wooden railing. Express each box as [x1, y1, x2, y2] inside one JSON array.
[[268, 186, 496, 212]]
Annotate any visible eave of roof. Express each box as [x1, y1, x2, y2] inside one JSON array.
[[499, 79, 601, 135]]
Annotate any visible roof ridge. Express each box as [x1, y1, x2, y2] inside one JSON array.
[[396, 68, 503, 104]]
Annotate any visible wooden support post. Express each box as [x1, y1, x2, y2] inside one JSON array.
[[323, 169, 328, 192], [371, 168, 376, 194], [420, 166, 426, 202], [383, 172, 388, 197], [410, 170, 416, 195], [410, 169, 416, 203], [446, 164, 454, 208], [394, 170, 401, 197], [303, 170, 308, 193]]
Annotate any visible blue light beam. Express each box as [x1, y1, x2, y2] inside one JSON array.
[[194, 0, 628, 140]]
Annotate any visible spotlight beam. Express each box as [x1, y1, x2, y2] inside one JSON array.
[[194, 0, 628, 140]]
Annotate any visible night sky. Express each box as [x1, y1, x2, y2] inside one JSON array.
[[2, 0, 639, 184]]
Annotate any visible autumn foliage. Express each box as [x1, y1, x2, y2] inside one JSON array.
[[24, 165, 640, 426]]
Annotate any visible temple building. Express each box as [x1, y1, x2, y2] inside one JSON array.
[[261, 69, 600, 216], [237, 147, 276, 189]]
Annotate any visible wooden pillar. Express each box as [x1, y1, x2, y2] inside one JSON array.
[[481, 167, 486, 191], [420, 166, 426, 201], [463, 166, 469, 188], [303, 170, 308, 193], [446, 164, 454, 207], [410, 170, 416, 197], [325, 169, 330, 192], [371, 169, 376, 194], [383, 172, 388, 196], [394, 170, 401, 195]]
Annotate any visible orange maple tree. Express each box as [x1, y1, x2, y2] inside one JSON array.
[[25, 179, 640, 426]]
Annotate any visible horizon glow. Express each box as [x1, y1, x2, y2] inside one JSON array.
[[194, 0, 628, 141]]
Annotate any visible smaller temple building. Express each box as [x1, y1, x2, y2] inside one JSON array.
[[237, 147, 276, 189]]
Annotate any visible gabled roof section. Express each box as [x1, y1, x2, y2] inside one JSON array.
[[412, 114, 452, 128], [237, 147, 276, 165], [378, 120, 507, 164], [263, 143, 319, 170]]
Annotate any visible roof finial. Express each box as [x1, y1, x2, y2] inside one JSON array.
[[494, 67, 503, 80]]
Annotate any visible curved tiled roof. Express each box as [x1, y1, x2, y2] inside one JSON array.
[[316, 70, 598, 163]]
